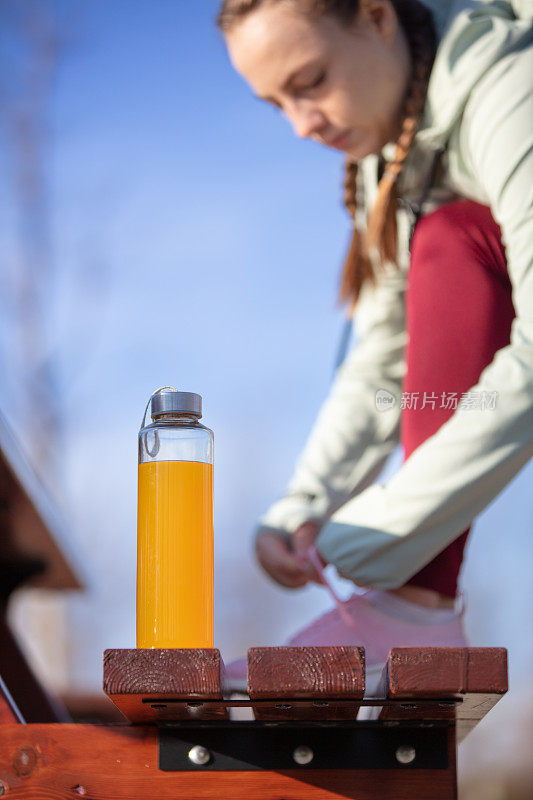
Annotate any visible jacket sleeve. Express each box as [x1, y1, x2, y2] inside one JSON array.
[[314, 46, 533, 588], [255, 253, 409, 541]]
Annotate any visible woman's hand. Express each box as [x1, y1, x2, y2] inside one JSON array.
[[293, 521, 358, 585], [255, 523, 358, 589], [292, 521, 326, 583], [254, 529, 311, 588]]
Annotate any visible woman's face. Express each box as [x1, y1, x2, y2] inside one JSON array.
[[225, 0, 411, 161]]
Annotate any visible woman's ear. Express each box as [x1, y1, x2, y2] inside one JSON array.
[[355, 0, 398, 46]]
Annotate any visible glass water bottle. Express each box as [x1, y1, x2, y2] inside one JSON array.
[[136, 386, 214, 648]]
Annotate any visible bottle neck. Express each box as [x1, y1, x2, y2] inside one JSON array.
[[152, 413, 201, 424]]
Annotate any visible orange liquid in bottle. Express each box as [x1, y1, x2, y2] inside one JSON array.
[[136, 460, 213, 648]]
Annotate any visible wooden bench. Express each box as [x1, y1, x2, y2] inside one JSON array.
[[0, 644, 507, 798]]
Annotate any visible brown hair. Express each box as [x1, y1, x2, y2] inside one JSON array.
[[217, 0, 437, 313]]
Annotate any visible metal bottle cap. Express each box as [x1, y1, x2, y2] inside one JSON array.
[[150, 388, 202, 419]]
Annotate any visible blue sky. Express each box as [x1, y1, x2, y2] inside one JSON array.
[[1, 2, 532, 741], [48, 0, 350, 420], [1, 0, 356, 681]]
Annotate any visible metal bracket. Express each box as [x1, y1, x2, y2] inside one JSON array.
[[159, 721, 449, 772]]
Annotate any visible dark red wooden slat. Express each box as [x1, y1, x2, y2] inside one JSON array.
[[103, 648, 228, 722], [376, 646, 507, 742], [247, 645, 365, 720], [386, 647, 508, 697]]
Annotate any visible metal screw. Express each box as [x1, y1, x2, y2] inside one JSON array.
[[395, 745, 416, 764], [188, 745, 211, 766], [186, 701, 205, 718], [293, 745, 314, 765]]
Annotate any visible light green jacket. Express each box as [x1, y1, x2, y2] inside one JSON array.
[[257, 0, 533, 589]]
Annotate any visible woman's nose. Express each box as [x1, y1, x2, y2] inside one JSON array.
[[289, 102, 327, 140]]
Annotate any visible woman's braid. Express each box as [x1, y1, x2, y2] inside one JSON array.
[[339, 0, 437, 312], [339, 159, 375, 309], [343, 159, 358, 218]]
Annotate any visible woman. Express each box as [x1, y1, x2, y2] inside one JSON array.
[[217, 0, 533, 692]]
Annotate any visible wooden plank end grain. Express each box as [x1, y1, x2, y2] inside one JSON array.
[[379, 646, 508, 742], [103, 648, 228, 722], [247, 645, 365, 720], [103, 648, 226, 696], [387, 646, 508, 697]]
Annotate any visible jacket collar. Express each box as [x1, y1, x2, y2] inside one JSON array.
[[416, 0, 530, 147]]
